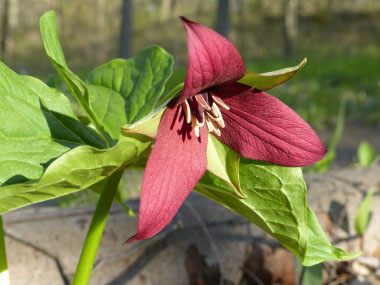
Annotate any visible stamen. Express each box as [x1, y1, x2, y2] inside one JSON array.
[[207, 115, 221, 136], [194, 126, 200, 137], [195, 94, 211, 110], [213, 127, 221, 136], [215, 115, 225, 128], [211, 102, 222, 119], [191, 115, 201, 138], [195, 113, 205, 128], [205, 117, 214, 133], [211, 95, 230, 110], [182, 100, 191, 124], [184, 94, 228, 137]]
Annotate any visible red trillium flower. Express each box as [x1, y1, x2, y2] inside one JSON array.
[[126, 17, 326, 243]]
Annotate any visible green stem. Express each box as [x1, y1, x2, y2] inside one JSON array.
[[0, 216, 9, 285], [72, 169, 124, 284], [156, 82, 184, 107]]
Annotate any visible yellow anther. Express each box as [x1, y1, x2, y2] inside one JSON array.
[[211, 95, 230, 111], [182, 100, 191, 124], [195, 94, 211, 110]]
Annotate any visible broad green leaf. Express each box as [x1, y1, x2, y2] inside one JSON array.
[[206, 135, 245, 198], [0, 134, 151, 215], [86, 46, 174, 124], [0, 62, 104, 185], [355, 189, 375, 235], [196, 159, 358, 265], [196, 160, 308, 261], [358, 141, 377, 167], [304, 206, 360, 266], [88, 85, 127, 140], [237, 58, 306, 91], [40, 11, 110, 146]]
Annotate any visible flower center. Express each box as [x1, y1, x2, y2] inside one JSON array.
[[181, 91, 230, 138]]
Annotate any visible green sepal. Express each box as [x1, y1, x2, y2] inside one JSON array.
[[238, 58, 306, 91], [206, 135, 245, 198], [122, 107, 166, 138]]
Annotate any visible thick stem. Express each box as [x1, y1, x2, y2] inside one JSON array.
[[72, 169, 124, 284], [0, 216, 9, 285]]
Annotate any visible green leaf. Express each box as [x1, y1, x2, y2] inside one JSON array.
[[197, 160, 308, 261], [355, 189, 375, 235], [40, 11, 110, 147], [39, 12, 67, 69], [206, 135, 245, 198], [304, 205, 360, 266], [237, 58, 306, 91], [358, 141, 378, 167], [87, 85, 127, 140], [0, 134, 151, 215], [0, 62, 104, 185], [196, 159, 359, 265], [86, 46, 174, 124]]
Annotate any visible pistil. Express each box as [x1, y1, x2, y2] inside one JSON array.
[[181, 92, 230, 138]]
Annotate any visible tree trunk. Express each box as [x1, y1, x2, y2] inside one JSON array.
[[159, 0, 172, 21], [236, 0, 246, 58], [119, 0, 132, 59], [284, 0, 298, 58], [216, 0, 230, 38], [0, 0, 9, 61]]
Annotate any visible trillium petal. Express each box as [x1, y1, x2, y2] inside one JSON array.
[[215, 83, 326, 166], [126, 105, 208, 242], [178, 17, 245, 103]]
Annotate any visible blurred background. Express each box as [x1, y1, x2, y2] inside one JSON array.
[[1, 0, 379, 198]]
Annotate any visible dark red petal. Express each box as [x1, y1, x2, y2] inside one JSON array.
[[214, 83, 326, 166], [178, 16, 245, 104], [126, 105, 208, 243]]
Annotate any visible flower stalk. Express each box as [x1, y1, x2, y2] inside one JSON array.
[[72, 169, 124, 285], [0, 216, 9, 285]]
